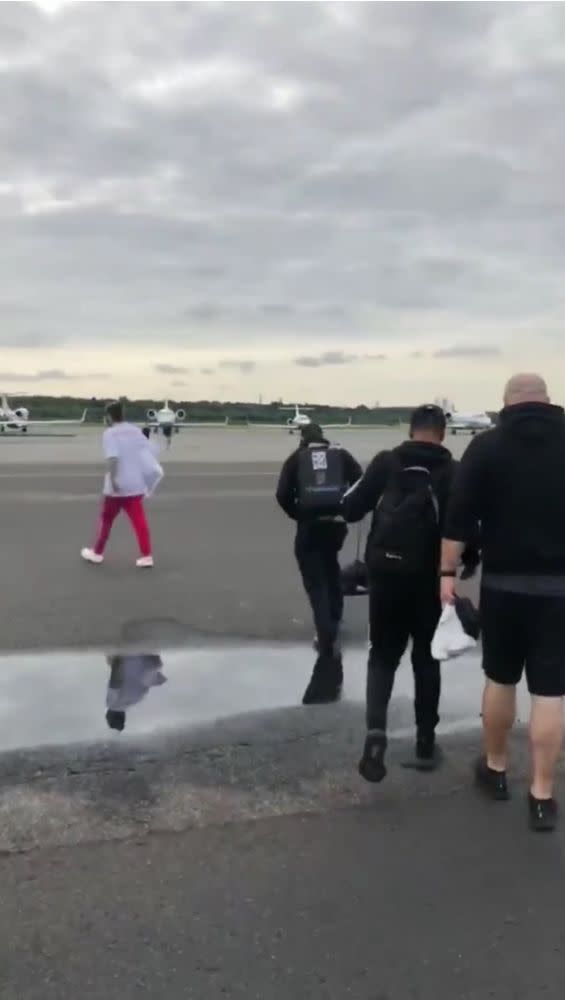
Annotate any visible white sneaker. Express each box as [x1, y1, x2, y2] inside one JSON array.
[[136, 555, 154, 568], [81, 547, 103, 564]]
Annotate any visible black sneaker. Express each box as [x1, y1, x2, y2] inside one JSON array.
[[402, 738, 443, 772], [474, 756, 509, 801], [528, 794, 558, 833], [359, 730, 387, 783], [302, 655, 342, 706]]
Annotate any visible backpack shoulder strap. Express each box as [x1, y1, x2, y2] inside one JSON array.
[[375, 451, 404, 509], [393, 462, 444, 523]]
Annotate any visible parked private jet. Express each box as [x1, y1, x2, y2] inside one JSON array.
[[281, 404, 315, 430], [251, 404, 353, 433], [442, 403, 493, 435], [143, 401, 228, 440], [0, 395, 87, 433]]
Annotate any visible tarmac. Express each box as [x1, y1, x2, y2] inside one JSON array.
[[1, 426, 564, 999], [0, 425, 474, 651]]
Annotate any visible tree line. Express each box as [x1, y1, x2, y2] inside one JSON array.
[[13, 395, 416, 426]]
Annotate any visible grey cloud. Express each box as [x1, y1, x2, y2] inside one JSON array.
[[154, 363, 190, 375], [171, 379, 187, 387], [295, 351, 357, 367], [0, 327, 68, 348], [261, 303, 295, 317], [188, 264, 225, 278], [218, 360, 256, 373], [433, 345, 502, 359], [0, 369, 107, 382], [1, 2, 565, 354], [200, 367, 215, 375], [184, 304, 222, 323], [178, 301, 353, 333], [294, 350, 387, 367]]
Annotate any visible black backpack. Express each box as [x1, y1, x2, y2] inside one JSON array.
[[296, 445, 346, 515], [366, 459, 446, 576]]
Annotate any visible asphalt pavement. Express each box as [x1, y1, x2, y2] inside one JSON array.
[[1, 459, 371, 650], [1, 427, 561, 1000], [1, 721, 564, 1000], [0, 427, 475, 651]]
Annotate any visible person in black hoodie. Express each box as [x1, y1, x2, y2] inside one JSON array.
[[343, 404, 479, 782], [442, 373, 565, 833], [276, 423, 362, 705]]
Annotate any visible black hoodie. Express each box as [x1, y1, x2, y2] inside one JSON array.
[[342, 439, 476, 571], [445, 402, 565, 576]]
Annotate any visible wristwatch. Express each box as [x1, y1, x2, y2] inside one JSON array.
[[439, 570, 457, 578]]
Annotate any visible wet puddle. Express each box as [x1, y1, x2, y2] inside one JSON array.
[[0, 641, 531, 754]]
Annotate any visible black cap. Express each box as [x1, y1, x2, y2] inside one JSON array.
[[105, 400, 124, 423], [300, 422, 326, 444], [409, 403, 446, 434]]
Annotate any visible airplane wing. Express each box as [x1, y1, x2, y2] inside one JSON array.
[[246, 420, 354, 430], [173, 418, 229, 428], [246, 422, 297, 429], [247, 420, 353, 431], [139, 418, 228, 428], [23, 409, 88, 426]]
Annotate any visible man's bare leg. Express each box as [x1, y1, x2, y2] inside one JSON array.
[[530, 696, 564, 800], [482, 679, 516, 771]]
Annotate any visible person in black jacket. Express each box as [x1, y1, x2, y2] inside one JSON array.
[[276, 423, 362, 704], [343, 404, 479, 783], [441, 373, 565, 833]]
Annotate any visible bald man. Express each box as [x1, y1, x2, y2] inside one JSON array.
[[441, 374, 565, 832]]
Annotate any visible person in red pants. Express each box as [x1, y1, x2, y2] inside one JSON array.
[[81, 400, 158, 568]]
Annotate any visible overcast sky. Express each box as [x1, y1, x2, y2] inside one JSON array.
[[1, 1, 565, 408]]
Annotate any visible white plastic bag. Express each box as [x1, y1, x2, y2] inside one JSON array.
[[431, 603, 477, 661]]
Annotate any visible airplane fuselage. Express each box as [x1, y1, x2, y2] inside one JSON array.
[[447, 412, 493, 435], [145, 402, 186, 435], [0, 421, 28, 432], [0, 396, 86, 433], [288, 414, 311, 429], [280, 404, 313, 432], [155, 408, 176, 425], [0, 403, 30, 431]]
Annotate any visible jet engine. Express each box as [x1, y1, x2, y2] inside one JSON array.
[[175, 409, 186, 421], [14, 407, 29, 420], [146, 409, 157, 420]]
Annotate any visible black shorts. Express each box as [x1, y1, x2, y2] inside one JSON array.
[[481, 586, 565, 697]]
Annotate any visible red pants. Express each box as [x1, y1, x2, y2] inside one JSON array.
[[94, 495, 152, 557]]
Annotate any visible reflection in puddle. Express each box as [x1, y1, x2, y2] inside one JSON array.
[[0, 641, 531, 755], [105, 654, 168, 731]]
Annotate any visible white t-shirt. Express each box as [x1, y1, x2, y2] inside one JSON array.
[[106, 654, 167, 711], [103, 422, 156, 497]]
